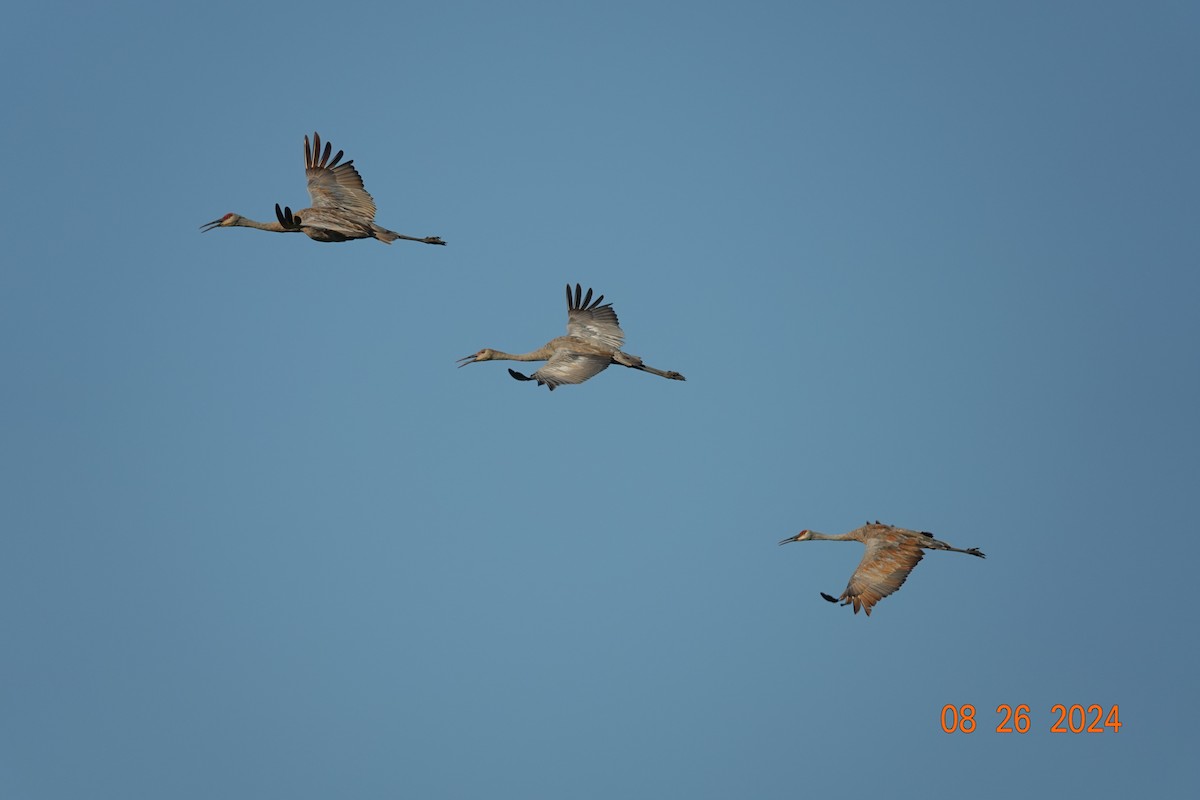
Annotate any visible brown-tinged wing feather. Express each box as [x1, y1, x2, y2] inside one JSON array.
[[303, 132, 377, 221], [838, 536, 925, 616]]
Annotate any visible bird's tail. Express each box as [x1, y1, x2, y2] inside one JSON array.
[[372, 225, 399, 244]]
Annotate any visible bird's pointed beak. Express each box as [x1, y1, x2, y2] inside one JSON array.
[[778, 533, 802, 546], [200, 217, 224, 233], [456, 354, 477, 368]]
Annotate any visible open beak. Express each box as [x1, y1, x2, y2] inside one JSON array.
[[778, 534, 801, 546], [200, 218, 224, 233], [456, 354, 477, 368]]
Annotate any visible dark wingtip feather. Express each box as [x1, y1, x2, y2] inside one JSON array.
[[276, 205, 300, 228], [820, 592, 838, 604], [507, 368, 533, 382]]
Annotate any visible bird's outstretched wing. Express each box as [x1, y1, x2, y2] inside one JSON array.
[[835, 537, 925, 616], [511, 351, 612, 390], [304, 132, 378, 221], [564, 284, 624, 349]]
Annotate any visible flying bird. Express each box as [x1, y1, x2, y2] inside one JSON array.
[[201, 132, 445, 245], [778, 521, 985, 616], [457, 283, 686, 390]]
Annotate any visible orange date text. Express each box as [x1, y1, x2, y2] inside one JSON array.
[[940, 704, 1121, 734]]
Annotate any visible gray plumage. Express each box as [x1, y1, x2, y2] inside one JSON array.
[[201, 132, 445, 245], [458, 284, 687, 390]]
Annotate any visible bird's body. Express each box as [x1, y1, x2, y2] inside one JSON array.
[[779, 521, 984, 616], [201, 132, 445, 246], [458, 284, 686, 390]]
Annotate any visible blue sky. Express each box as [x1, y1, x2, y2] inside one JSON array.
[[2, 1, 1197, 797]]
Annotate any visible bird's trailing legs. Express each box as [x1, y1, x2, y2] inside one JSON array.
[[628, 364, 686, 381], [372, 226, 446, 245], [612, 352, 686, 381]]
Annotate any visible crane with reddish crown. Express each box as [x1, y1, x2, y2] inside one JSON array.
[[202, 132, 445, 246], [779, 521, 985, 616]]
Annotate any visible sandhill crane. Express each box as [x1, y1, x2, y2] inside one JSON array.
[[201, 132, 445, 246], [457, 284, 686, 390], [778, 521, 985, 616]]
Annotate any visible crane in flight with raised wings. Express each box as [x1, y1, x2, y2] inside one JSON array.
[[201, 132, 445, 246], [457, 284, 686, 390]]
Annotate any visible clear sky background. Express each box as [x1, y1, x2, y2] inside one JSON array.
[[2, 1, 1197, 797]]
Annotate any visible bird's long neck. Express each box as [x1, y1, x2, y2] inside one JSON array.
[[489, 346, 553, 363], [806, 531, 855, 542], [236, 217, 291, 233]]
